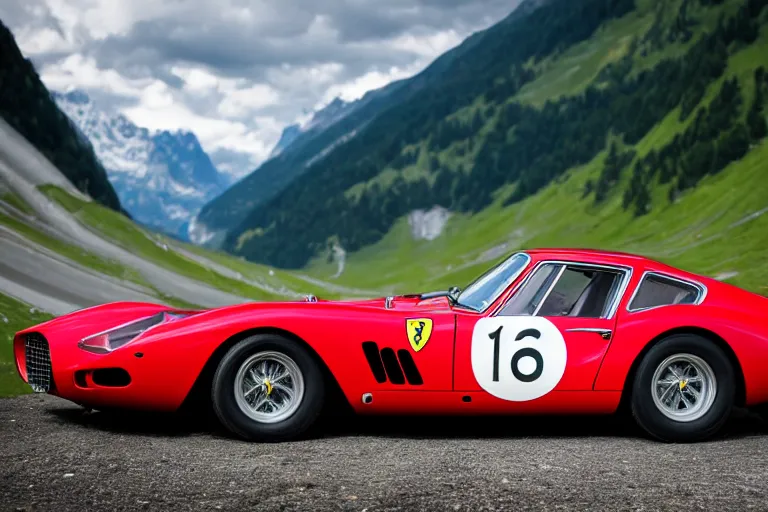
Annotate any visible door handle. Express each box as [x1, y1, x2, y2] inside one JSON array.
[[565, 327, 612, 340]]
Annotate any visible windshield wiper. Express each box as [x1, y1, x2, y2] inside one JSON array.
[[418, 286, 462, 305]]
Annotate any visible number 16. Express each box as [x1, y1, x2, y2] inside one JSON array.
[[489, 326, 544, 383]]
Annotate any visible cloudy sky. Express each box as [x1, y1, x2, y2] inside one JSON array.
[[1, 0, 520, 177]]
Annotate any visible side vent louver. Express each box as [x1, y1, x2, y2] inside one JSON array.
[[362, 341, 387, 383], [361, 341, 423, 386], [396, 349, 424, 385], [380, 348, 406, 384]]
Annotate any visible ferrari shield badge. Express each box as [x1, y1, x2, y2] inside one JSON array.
[[406, 318, 433, 352]]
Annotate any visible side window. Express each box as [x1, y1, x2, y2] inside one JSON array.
[[538, 267, 621, 317], [500, 263, 624, 318], [499, 264, 562, 316], [629, 274, 701, 311]]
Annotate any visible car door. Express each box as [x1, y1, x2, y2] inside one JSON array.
[[454, 261, 632, 401]]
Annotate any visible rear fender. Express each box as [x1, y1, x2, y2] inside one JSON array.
[[594, 305, 768, 406]]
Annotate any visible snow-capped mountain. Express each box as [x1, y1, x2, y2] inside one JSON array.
[[53, 90, 230, 240]]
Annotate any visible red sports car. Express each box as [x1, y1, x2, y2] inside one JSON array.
[[13, 248, 768, 442]]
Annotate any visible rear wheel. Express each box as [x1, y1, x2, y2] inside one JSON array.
[[631, 334, 734, 442], [212, 334, 325, 442]]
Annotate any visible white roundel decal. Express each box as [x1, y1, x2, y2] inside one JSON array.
[[471, 317, 567, 401]]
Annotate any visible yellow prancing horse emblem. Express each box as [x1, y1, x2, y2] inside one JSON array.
[[406, 318, 433, 352]]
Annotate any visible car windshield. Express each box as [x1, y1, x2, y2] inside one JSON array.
[[456, 252, 530, 311]]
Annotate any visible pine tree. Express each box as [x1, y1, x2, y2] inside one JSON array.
[[747, 69, 767, 141]]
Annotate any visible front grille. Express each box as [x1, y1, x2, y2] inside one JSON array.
[[25, 334, 52, 393]]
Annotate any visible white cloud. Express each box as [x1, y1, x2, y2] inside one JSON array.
[[40, 57, 283, 166], [171, 66, 220, 93], [40, 54, 151, 98], [389, 29, 464, 58], [321, 28, 465, 103], [322, 64, 418, 103], [217, 85, 281, 118], [3, 0, 519, 177], [12, 25, 72, 54], [123, 87, 283, 165]]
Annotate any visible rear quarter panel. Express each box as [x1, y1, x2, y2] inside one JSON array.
[[595, 292, 768, 406]]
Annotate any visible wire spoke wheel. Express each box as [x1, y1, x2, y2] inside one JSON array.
[[651, 353, 716, 422], [234, 351, 305, 424]]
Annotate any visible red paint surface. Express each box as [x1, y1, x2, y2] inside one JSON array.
[[14, 248, 768, 414]]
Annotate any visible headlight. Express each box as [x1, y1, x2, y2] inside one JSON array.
[[79, 311, 189, 354]]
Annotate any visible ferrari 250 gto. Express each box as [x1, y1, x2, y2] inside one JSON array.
[[13, 248, 768, 442]]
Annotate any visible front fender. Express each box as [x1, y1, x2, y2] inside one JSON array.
[[131, 302, 407, 410], [136, 299, 460, 411], [14, 302, 172, 384]]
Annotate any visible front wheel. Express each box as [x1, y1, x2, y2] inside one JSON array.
[[211, 334, 325, 442], [630, 334, 735, 442]]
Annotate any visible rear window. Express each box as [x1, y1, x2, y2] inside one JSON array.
[[629, 274, 701, 311]]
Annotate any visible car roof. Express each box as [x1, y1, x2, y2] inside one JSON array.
[[522, 248, 688, 274], [490, 248, 715, 288], [525, 247, 650, 262]]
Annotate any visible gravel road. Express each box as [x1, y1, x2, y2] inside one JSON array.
[[2, 394, 768, 511]]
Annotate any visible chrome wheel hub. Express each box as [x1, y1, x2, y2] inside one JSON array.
[[651, 354, 716, 422], [234, 351, 304, 424]]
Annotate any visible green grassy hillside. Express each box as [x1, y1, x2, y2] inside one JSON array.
[[306, 137, 768, 297], [0, 204, 148, 288], [35, 184, 359, 302], [301, 0, 768, 297], [0, 293, 53, 397], [38, 185, 297, 302]]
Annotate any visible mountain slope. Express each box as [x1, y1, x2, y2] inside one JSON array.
[[197, 1, 578, 245], [221, 0, 644, 267], [192, 94, 365, 246], [0, 21, 121, 211], [212, 0, 768, 293], [298, 0, 768, 298], [269, 124, 301, 159], [54, 90, 229, 239]]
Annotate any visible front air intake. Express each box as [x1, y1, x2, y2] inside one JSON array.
[[361, 341, 423, 386], [25, 333, 53, 393]]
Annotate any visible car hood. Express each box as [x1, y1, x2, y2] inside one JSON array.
[[209, 294, 454, 315], [14, 294, 455, 350], [334, 294, 453, 312]]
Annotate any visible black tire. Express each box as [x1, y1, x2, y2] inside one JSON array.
[[630, 334, 735, 442], [211, 334, 325, 442]]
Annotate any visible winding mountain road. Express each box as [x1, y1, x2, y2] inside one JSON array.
[[0, 118, 247, 312], [0, 230, 158, 315]]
